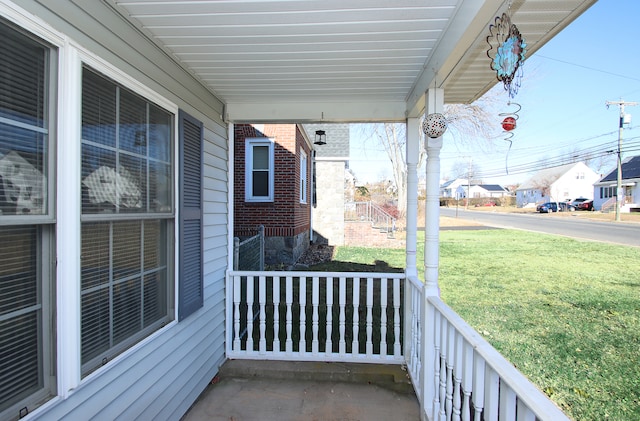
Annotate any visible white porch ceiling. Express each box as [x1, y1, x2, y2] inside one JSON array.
[[110, 0, 596, 122]]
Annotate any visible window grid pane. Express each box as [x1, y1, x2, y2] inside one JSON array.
[[0, 226, 42, 413], [252, 171, 269, 197], [81, 219, 170, 372], [81, 67, 172, 216]]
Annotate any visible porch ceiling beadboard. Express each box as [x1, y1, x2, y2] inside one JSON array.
[[110, 0, 596, 122]]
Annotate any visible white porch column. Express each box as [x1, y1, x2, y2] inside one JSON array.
[[421, 87, 444, 421], [424, 88, 444, 296], [405, 117, 420, 278]]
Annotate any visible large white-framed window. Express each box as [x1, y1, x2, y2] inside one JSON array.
[[245, 138, 274, 202], [300, 149, 308, 204], [80, 66, 175, 376], [0, 17, 57, 418]]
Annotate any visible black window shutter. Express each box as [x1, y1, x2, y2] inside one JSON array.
[[178, 110, 204, 321]]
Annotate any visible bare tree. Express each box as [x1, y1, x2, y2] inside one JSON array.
[[353, 87, 507, 216], [359, 123, 414, 217], [450, 160, 482, 181]]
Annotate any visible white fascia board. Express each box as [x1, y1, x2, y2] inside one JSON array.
[[226, 100, 407, 123], [405, 0, 503, 117]]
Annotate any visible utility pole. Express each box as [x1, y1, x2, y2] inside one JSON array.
[[466, 158, 472, 210], [606, 100, 637, 222]]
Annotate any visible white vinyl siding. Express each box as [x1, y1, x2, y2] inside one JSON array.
[[0, 2, 227, 419], [80, 66, 174, 376], [0, 17, 57, 419], [244, 138, 274, 202]]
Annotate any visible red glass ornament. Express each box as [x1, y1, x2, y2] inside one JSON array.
[[502, 116, 516, 131]]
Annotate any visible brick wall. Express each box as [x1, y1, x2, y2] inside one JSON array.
[[234, 124, 311, 264]]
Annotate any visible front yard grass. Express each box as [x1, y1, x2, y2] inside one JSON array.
[[312, 229, 640, 421]]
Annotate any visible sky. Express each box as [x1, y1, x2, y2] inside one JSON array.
[[348, 0, 640, 186]]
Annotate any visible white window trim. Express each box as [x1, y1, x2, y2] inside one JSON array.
[[1, 0, 183, 411], [245, 138, 274, 202], [61, 49, 180, 389], [300, 149, 308, 204]]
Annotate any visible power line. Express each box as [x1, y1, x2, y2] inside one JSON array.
[[536, 55, 640, 83], [474, 137, 640, 179]]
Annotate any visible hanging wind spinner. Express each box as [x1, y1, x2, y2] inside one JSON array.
[[499, 102, 521, 174], [486, 12, 527, 98]]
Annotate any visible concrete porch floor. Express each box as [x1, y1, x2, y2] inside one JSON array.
[[182, 360, 420, 421]]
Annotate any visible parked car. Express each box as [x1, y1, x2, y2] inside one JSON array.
[[571, 198, 589, 207], [537, 202, 559, 213], [537, 202, 575, 213], [558, 202, 576, 211], [576, 199, 594, 211]]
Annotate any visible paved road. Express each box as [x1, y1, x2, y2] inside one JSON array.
[[439, 207, 640, 247]]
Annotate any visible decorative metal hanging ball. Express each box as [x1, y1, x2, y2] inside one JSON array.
[[501, 116, 517, 131], [423, 113, 448, 138]]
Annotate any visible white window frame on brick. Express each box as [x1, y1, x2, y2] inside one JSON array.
[[245, 138, 274, 202], [300, 149, 308, 204]]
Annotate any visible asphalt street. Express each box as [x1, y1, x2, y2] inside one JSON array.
[[439, 207, 640, 247]]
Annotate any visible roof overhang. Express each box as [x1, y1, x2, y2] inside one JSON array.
[[108, 0, 597, 123]]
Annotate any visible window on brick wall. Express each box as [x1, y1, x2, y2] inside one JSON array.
[[245, 138, 274, 202], [300, 149, 307, 204]]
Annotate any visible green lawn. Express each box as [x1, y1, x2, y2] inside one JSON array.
[[312, 229, 640, 421]]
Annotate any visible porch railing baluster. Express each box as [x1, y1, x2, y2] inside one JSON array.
[[299, 276, 306, 354], [259, 276, 266, 354], [285, 276, 293, 353], [326, 276, 333, 355], [446, 322, 455, 419], [453, 331, 463, 421], [473, 353, 485, 421], [461, 341, 473, 421], [352, 277, 360, 356], [312, 276, 319, 355], [485, 366, 500, 421], [339, 276, 346, 355], [273, 276, 280, 353], [433, 310, 442, 421], [500, 383, 517, 420], [393, 277, 401, 357], [366, 277, 373, 355], [246, 276, 254, 352], [233, 275, 241, 352], [380, 277, 388, 357]]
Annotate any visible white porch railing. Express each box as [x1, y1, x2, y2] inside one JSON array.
[[226, 271, 404, 363], [226, 270, 569, 421]]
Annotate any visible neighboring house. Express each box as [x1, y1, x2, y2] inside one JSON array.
[[516, 162, 599, 207], [469, 184, 509, 198], [593, 155, 640, 212], [233, 124, 313, 265], [304, 123, 350, 246], [440, 178, 469, 198]]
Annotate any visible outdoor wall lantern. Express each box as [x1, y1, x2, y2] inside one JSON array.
[[314, 130, 326, 145]]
